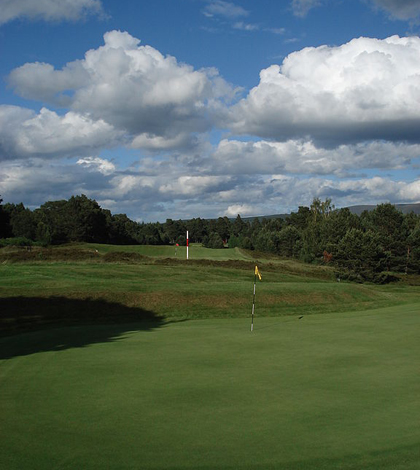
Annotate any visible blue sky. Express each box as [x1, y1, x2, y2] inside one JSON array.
[[1, 0, 420, 221]]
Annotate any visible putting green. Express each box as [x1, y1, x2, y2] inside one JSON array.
[[1, 305, 419, 469]]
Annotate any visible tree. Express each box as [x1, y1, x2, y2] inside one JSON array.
[[107, 213, 139, 244], [405, 220, 420, 273], [204, 232, 224, 249], [164, 219, 186, 244], [335, 228, 387, 281], [35, 200, 71, 244], [66, 195, 108, 243], [187, 218, 207, 243], [319, 208, 361, 254], [286, 206, 311, 230], [277, 226, 302, 258], [310, 197, 334, 223], [361, 204, 406, 271], [232, 214, 247, 237], [10, 208, 36, 240], [215, 217, 231, 242], [0, 196, 12, 238]]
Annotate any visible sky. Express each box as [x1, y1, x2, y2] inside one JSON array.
[[1, 0, 420, 222]]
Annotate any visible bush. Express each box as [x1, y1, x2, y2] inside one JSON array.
[[0, 237, 33, 247]]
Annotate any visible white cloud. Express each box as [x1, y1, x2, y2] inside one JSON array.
[[233, 22, 259, 31], [369, 0, 420, 20], [159, 176, 231, 196], [8, 60, 88, 105], [229, 36, 420, 146], [224, 204, 256, 217], [291, 0, 322, 17], [0, 105, 120, 160], [3, 29, 420, 221], [130, 133, 197, 151], [210, 139, 420, 176], [77, 157, 116, 175], [2, 152, 420, 222], [203, 1, 249, 18], [0, 0, 104, 25], [8, 30, 237, 152]]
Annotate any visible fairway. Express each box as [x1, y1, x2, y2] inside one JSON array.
[[1, 305, 420, 470]]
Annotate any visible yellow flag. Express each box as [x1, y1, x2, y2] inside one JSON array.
[[255, 265, 262, 281]]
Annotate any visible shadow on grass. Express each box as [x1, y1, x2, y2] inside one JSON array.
[[0, 296, 166, 359]]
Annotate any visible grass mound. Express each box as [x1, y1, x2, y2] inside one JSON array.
[[102, 251, 150, 263], [0, 246, 101, 262]]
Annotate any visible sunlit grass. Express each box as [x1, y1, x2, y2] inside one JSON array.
[[1, 306, 419, 469]]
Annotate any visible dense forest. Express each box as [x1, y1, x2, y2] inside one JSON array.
[[1, 194, 420, 283]]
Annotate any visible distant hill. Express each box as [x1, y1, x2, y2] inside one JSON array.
[[241, 203, 420, 221], [241, 213, 289, 222], [346, 203, 420, 216]]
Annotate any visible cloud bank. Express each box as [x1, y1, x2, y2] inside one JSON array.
[[229, 36, 420, 146], [0, 106, 120, 160], [2, 30, 420, 220], [0, 0, 104, 25], [8, 30, 236, 153]]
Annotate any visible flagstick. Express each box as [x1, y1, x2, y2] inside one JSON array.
[[186, 230, 189, 260], [251, 271, 256, 332]]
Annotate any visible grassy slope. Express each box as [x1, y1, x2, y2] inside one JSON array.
[[1, 249, 420, 328], [1, 244, 420, 469]]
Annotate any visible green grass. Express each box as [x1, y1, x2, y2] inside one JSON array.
[[1, 306, 419, 469], [1, 245, 420, 469], [1, 259, 420, 328], [68, 243, 251, 260]]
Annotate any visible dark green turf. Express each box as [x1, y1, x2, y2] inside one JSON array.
[[1, 305, 419, 469]]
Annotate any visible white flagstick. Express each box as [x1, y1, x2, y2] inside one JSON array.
[[251, 270, 256, 331], [186, 230, 189, 260]]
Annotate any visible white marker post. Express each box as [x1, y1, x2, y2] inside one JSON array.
[[186, 230, 189, 260]]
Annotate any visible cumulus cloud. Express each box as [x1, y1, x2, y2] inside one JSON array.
[[2, 150, 420, 221], [77, 157, 116, 175], [8, 60, 88, 105], [0, 0, 104, 25], [8, 30, 237, 152], [209, 139, 420, 176], [229, 36, 420, 146], [0, 105, 120, 160], [369, 0, 420, 20], [224, 204, 256, 217], [159, 176, 232, 196], [4, 29, 420, 221]]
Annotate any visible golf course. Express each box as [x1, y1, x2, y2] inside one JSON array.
[[1, 244, 420, 469]]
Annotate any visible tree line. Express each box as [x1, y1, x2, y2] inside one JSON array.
[[1, 194, 420, 282]]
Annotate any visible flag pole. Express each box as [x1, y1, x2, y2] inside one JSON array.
[[251, 266, 262, 332], [251, 269, 256, 332], [186, 230, 189, 260]]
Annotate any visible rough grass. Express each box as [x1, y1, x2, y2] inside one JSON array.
[[1, 251, 420, 334]]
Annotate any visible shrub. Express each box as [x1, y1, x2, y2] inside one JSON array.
[[0, 237, 33, 247]]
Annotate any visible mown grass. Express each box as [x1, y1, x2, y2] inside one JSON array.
[[1, 244, 420, 469], [65, 242, 251, 260], [1, 307, 419, 469]]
